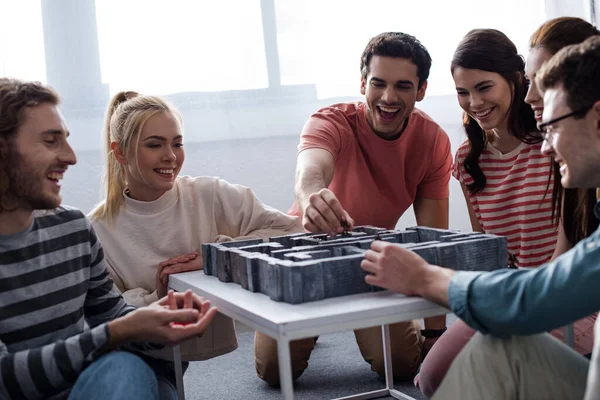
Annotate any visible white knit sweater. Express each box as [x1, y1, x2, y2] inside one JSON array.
[[91, 175, 304, 360]]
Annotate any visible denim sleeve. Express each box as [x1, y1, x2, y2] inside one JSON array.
[[448, 228, 600, 336]]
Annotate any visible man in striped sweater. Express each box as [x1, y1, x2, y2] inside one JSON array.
[[0, 78, 217, 399]]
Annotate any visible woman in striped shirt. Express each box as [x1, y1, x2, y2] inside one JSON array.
[[416, 28, 582, 397], [451, 29, 550, 269], [523, 15, 600, 363]]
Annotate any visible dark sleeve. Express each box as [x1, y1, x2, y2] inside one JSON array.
[[84, 226, 161, 352], [0, 324, 111, 399]]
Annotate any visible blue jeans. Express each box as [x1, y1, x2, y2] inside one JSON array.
[[69, 351, 179, 400]]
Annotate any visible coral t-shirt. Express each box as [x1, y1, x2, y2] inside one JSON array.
[[289, 102, 452, 229]]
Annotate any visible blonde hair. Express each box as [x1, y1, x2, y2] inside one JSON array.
[[89, 91, 183, 222]]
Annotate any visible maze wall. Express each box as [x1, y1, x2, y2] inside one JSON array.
[[202, 226, 507, 304]]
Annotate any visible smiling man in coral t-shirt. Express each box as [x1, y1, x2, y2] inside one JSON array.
[[254, 32, 452, 386]]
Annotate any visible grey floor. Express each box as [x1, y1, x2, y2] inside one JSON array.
[[181, 319, 457, 400]]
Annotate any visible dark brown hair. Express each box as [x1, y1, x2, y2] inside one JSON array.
[[360, 32, 432, 89], [530, 18, 600, 245], [0, 78, 59, 212], [538, 36, 600, 124], [451, 29, 539, 194]]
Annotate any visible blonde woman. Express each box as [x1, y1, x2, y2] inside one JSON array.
[[89, 92, 304, 390]]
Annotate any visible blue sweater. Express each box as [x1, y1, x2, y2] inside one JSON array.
[[449, 202, 600, 336]]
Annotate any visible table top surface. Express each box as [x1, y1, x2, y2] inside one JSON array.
[[170, 272, 449, 339]]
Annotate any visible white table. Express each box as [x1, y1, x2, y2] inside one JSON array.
[[169, 271, 450, 400]]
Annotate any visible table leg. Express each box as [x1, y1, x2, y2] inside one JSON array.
[[277, 338, 294, 400], [173, 344, 185, 400], [564, 324, 575, 348], [383, 324, 419, 400], [381, 324, 393, 390]]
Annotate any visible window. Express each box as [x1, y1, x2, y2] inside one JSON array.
[[0, 0, 46, 82], [275, 0, 546, 98], [95, 0, 268, 95]]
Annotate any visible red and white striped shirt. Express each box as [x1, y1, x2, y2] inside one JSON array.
[[453, 141, 557, 268]]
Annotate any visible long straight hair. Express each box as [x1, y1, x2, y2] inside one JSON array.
[[530, 17, 600, 245], [451, 29, 539, 194], [89, 92, 182, 223]]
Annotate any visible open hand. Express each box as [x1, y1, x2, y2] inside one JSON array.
[[110, 290, 218, 346], [360, 241, 430, 296], [156, 253, 203, 298]]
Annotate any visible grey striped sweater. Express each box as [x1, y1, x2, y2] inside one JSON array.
[[0, 206, 144, 399]]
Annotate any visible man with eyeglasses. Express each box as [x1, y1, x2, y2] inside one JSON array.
[[359, 36, 600, 399], [539, 104, 596, 142]]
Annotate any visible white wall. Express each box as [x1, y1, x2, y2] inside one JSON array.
[[544, 0, 592, 18], [60, 95, 472, 233]]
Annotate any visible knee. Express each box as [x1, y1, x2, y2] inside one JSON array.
[[369, 348, 421, 380], [90, 351, 156, 381], [369, 323, 422, 380], [72, 352, 158, 400], [368, 342, 421, 379], [454, 332, 521, 371], [417, 344, 463, 397], [254, 331, 281, 386], [254, 349, 283, 387], [417, 361, 448, 397], [254, 355, 307, 387], [255, 360, 283, 386], [254, 332, 313, 387]]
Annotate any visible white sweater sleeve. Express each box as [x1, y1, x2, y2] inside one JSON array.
[[212, 179, 304, 241], [105, 258, 160, 306], [121, 288, 160, 307]]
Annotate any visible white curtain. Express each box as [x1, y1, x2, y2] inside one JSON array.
[[544, 0, 591, 19]]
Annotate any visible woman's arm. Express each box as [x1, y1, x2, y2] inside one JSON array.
[[105, 259, 160, 307], [213, 179, 304, 241], [460, 183, 484, 233]]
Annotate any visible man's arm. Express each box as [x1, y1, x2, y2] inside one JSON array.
[[0, 292, 213, 400], [362, 240, 454, 307], [84, 228, 213, 351], [84, 231, 138, 325], [363, 229, 600, 337], [413, 197, 449, 230], [295, 148, 335, 202], [0, 324, 115, 399], [446, 232, 600, 336], [294, 148, 354, 234], [413, 196, 449, 333]]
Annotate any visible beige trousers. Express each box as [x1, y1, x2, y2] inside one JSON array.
[[254, 320, 422, 386], [433, 332, 590, 400]]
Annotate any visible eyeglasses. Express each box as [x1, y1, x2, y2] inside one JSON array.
[[538, 104, 594, 142]]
